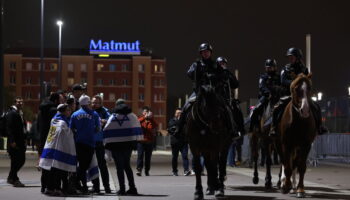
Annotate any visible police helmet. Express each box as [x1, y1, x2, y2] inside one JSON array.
[[265, 59, 277, 67], [286, 47, 303, 59], [198, 43, 213, 52], [216, 57, 228, 64]]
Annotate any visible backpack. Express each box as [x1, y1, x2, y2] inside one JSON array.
[[0, 111, 8, 137]]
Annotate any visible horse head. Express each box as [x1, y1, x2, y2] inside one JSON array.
[[290, 73, 313, 118]]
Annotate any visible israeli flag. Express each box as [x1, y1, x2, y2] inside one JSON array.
[[39, 119, 77, 172], [87, 153, 99, 181], [103, 113, 143, 144]]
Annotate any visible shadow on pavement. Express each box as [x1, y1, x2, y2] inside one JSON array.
[[211, 195, 277, 200], [308, 193, 350, 200], [134, 194, 169, 197], [228, 186, 279, 193]]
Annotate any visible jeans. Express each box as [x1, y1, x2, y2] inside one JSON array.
[[136, 143, 153, 173], [111, 147, 135, 190], [8, 147, 26, 181], [94, 141, 110, 190], [171, 143, 189, 173], [227, 142, 236, 166]]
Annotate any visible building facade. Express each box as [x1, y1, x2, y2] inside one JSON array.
[[4, 48, 167, 130]]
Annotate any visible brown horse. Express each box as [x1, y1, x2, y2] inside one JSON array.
[[250, 99, 277, 189], [276, 73, 317, 198], [185, 84, 232, 200]]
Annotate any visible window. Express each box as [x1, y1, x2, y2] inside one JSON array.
[[67, 78, 74, 86], [97, 79, 103, 86], [158, 123, 163, 130], [50, 63, 58, 71], [160, 79, 165, 86], [10, 76, 16, 84], [50, 78, 56, 85], [97, 64, 104, 71], [138, 64, 145, 72], [158, 108, 163, 115], [81, 64, 87, 72], [9, 62, 16, 70], [122, 79, 129, 86], [109, 64, 116, 71], [159, 93, 163, 101], [121, 64, 129, 72], [68, 63, 74, 72], [121, 93, 128, 100], [139, 79, 145, 86], [81, 77, 87, 84], [25, 91, 32, 99], [139, 93, 144, 101], [26, 63, 33, 71], [109, 93, 116, 101], [25, 77, 32, 85], [154, 94, 157, 102], [154, 79, 158, 87], [154, 64, 158, 72], [160, 65, 164, 72], [110, 79, 116, 86]]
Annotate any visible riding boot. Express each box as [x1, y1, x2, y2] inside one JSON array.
[[269, 97, 290, 136], [310, 102, 328, 135]]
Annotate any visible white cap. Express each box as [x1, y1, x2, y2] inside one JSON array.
[[79, 95, 91, 106], [57, 103, 66, 110]]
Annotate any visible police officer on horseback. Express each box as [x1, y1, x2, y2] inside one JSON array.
[[249, 59, 281, 132], [216, 57, 245, 136], [269, 47, 327, 135], [175, 43, 240, 138]]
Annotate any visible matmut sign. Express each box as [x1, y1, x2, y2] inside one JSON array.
[[89, 39, 141, 55]]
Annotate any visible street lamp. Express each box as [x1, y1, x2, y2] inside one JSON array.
[[348, 86, 350, 96], [317, 92, 323, 101], [56, 20, 63, 89]]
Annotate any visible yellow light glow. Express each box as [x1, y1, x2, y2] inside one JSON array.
[[98, 54, 110, 57]]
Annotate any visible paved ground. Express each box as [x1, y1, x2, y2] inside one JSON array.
[[0, 150, 350, 200]]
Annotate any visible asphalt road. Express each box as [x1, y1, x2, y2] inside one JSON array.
[[0, 151, 349, 200]]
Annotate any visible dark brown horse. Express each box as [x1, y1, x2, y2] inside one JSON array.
[[276, 73, 317, 198], [250, 99, 277, 189], [185, 84, 232, 200]]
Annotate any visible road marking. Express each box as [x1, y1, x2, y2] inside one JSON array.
[[227, 167, 350, 194]]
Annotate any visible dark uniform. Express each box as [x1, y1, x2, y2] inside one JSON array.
[[249, 59, 281, 131]]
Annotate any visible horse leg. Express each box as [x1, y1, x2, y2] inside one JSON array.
[[281, 155, 293, 194], [277, 165, 282, 189], [296, 145, 311, 198], [264, 139, 273, 190], [203, 154, 217, 196], [216, 145, 229, 197], [193, 154, 203, 200], [251, 133, 259, 184]]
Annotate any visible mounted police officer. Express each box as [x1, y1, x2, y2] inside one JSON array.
[[216, 57, 245, 136], [269, 47, 326, 135], [176, 43, 239, 137], [249, 59, 281, 132]]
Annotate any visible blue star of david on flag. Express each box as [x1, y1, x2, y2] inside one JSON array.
[[112, 114, 130, 126]]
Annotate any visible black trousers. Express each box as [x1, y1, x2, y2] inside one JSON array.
[[94, 141, 110, 190], [171, 142, 189, 173], [46, 168, 68, 191], [8, 147, 26, 181], [76, 143, 95, 189], [111, 147, 136, 190]]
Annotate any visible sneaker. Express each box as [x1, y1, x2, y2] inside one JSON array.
[[7, 178, 14, 185], [13, 180, 25, 187], [126, 187, 138, 195], [44, 189, 55, 196], [116, 189, 126, 196], [190, 170, 195, 175], [145, 171, 150, 176], [184, 170, 191, 176], [105, 187, 112, 194], [172, 172, 178, 176], [89, 188, 100, 194], [136, 170, 142, 176]]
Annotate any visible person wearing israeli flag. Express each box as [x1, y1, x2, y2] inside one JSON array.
[[39, 104, 76, 196], [103, 99, 143, 196]]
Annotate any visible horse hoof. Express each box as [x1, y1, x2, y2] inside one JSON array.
[[276, 180, 281, 189], [265, 182, 273, 190], [194, 190, 203, 200], [297, 192, 305, 198], [215, 189, 225, 197], [206, 188, 215, 195], [253, 177, 259, 184], [281, 185, 292, 194]]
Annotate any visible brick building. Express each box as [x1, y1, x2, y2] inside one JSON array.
[[3, 48, 167, 130]]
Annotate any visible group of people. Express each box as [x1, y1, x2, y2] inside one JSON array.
[[4, 83, 159, 196]]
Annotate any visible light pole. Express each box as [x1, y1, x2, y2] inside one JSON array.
[[56, 20, 63, 89], [40, 0, 44, 100]]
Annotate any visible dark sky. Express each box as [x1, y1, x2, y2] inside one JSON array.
[[4, 0, 350, 102]]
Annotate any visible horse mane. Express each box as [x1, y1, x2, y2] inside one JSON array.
[[290, 73, 312, 99]]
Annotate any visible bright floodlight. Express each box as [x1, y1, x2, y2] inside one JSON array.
[[348, 86, 350, 96], [56, 20, 63, 26], [317, 92, 323, 101], [311, 96, 317, 102]]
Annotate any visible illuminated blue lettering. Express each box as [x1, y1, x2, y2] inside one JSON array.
[[90, 39, 102, 49], [103, 42, 110, 50], [89, 39, 141, 55]]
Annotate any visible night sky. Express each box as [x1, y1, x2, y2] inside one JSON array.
[[3, 0, 350, 104]]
